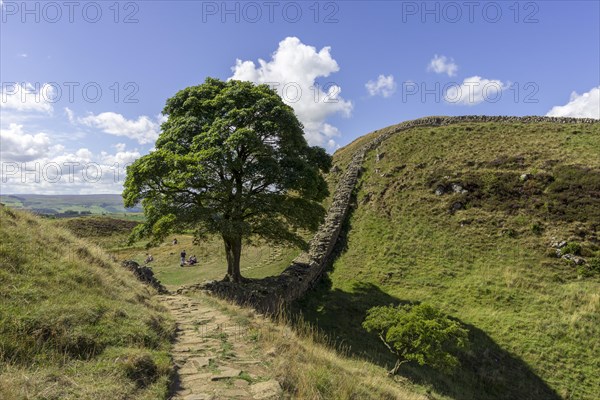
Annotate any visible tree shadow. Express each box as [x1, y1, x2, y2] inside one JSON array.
[[290, 194, 561, 400]]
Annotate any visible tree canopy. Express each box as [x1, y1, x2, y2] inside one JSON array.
[[363, 303, 469, 375], [123, 78, 331, 282]]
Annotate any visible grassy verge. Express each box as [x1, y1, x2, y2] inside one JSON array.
[[188, 292, 441, 400], [0, 207, 175, 399]]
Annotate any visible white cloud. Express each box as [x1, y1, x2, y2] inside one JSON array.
[[64, 107, 75, 123], [229, 36, 352, 150], [546, 86, 600, 119], [1, 82, 55, 114], [1, 146, 143, 195], [114, 142, 127, 152], [78, 111, 160, 144], [444, 76, 507, 105], [365, 74, 397, 98], [18, 53, 28, 58], [427, 54, 458, 77], [100, 149, 142, 166], [0, 123, 51, 162]]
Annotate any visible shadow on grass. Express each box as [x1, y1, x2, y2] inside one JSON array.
[[291, 198, 561, 400]]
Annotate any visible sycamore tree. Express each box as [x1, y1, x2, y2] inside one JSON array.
[[123, 78, 331, 283], [363, 303, 469, 375]]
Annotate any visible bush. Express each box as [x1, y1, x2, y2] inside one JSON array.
[[579, 258, 600, 277], [362, 303, 469, 375], [561, 242, 582, 256]]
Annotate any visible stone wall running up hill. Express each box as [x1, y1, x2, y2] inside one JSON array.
[[181, 116, 599, 313]]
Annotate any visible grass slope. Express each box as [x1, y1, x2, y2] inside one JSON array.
[[296, 121, 600, 400], [0, 207, 174, 399]]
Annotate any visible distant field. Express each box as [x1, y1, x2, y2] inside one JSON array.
[[56, 217, 302, 290], [0, 194, 141, 216]]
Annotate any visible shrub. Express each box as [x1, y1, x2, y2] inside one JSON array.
[[579, 258, 600, 277], [561, 242, 582, 256], [362, 303, 469, 375]]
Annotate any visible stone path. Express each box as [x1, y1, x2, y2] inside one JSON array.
[[160, 294, 284, 400]]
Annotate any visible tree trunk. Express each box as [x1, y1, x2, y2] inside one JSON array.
[[388, 359, 402, 376], [223, 236, 243, 283]]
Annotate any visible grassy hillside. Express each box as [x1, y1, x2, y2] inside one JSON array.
[[0, 207, 174, 399], [296, 120, 600, 400]]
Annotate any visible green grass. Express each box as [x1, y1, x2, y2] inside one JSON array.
[[57, 217, 303, 290], [296, 121, 600, 400], [0, 206, 175, 399], [107, 234, 301, 290]]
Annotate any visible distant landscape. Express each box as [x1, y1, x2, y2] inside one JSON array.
[[0, 194, 142, 217]]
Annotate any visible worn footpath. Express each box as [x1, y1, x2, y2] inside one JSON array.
[[161, 294, 284, 400]]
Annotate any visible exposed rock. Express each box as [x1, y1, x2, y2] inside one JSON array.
[[234, 379, 250, 388], [435, 185, 446, 196], [451, 183, 468, 194], [210, 367, 241, 381], [520, 173, 533, 181], [188, 357, 212, 368], [250, 379, 283, 399], [121, 260, 168, 294], [562, 254, 585, 265], [376, 152, 385, 162]]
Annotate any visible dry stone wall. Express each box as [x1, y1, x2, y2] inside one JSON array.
[[182, 116, 599, 313]]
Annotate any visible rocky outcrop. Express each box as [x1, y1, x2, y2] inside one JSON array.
[[122, 260, 168, 294], [181, 116, 599, 313]]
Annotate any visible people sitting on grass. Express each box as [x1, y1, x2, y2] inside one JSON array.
[[172, 238, 178, 245], [180, 250, 186, 267], [145, 254, 154, 264], [188, 255, 197, 265]]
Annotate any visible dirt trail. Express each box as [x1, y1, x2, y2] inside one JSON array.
[[160, 294, 283, 400]]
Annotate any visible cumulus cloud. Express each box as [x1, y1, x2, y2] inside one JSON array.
[[365, 74, 397, 98], [78, 111, 160, 144], [1, 82, 55, 114], [428, 54, 458, 77], [0, 123, 51, 162], [444, 76, 507, 105], [229, 36, 352, 150], [546, 86, 600, 119], [1, 145, 143, 194]]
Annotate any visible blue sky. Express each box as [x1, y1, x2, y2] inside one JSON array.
[[1, 0, 599, 194]]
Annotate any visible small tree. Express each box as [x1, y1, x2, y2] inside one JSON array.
[[362, 303, 468, 375], [123, 78, 331, 283]]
